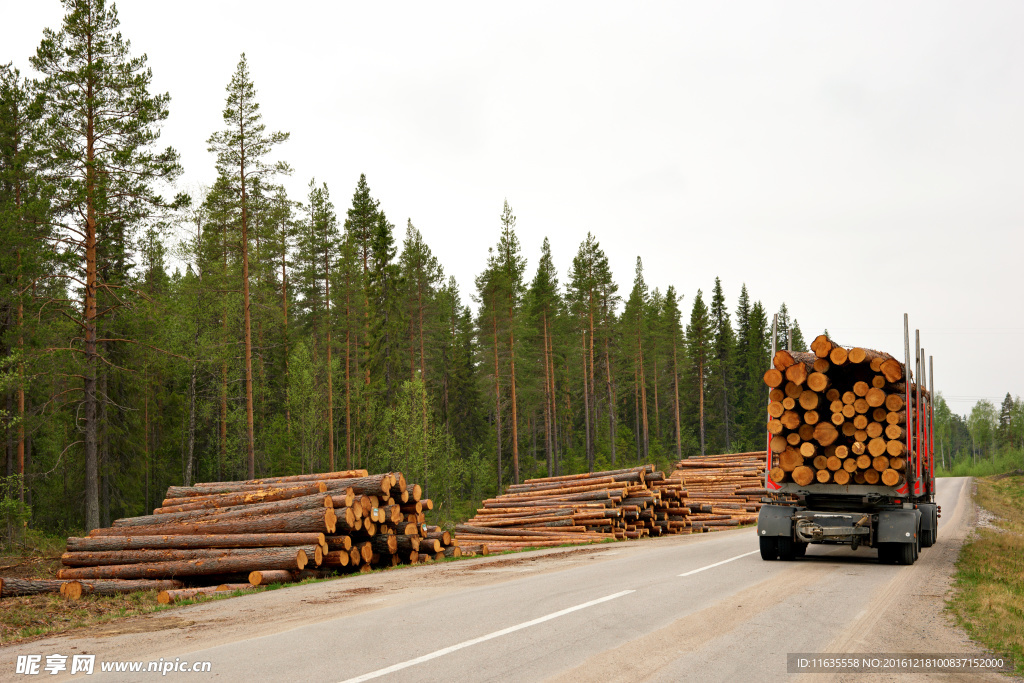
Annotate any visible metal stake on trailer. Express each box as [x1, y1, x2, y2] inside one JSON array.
[[930, 355, 936, 497], [921, 327, 929, 493], [921, 344, 929, 495], [904, 314, 915, 493], [765, 314, 779, 493]]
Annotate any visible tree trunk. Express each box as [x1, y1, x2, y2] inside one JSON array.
[[16, 251, 24, 501], [581, 330, 592, 472], [221, 221, 228, 481], [83, 66, 99, 531], [605, 338, 616, 466], [240, 158, 256, 479], [492, 296, 502, 490], [637, 323, 650, 462], [542, 310, 553, 477], [509, 302, 519, 485], [699, 357, 706, 456], [672, 336, 681, 461], [281, 222, 291, 454], [325, 250, 334, 472]]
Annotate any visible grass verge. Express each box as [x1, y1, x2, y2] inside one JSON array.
[[948, 473, 1024, 675]]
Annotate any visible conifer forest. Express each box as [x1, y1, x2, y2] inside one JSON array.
[[2, 0, 1021, 536]]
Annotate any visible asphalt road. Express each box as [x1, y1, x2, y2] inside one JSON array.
[[3, 476, 1005, 682]]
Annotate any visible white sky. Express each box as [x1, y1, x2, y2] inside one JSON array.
[[3, 1, 1022, 416]]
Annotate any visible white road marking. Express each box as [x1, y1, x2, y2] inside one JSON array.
[[678, 550, 759, 577], [337, 590, 635, 683]]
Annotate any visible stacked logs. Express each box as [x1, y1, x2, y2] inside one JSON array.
[[668, 451, 767, 531], [458, 464, 750, 549], [43, 469, 461, 600], [764, 335, 919, 488]]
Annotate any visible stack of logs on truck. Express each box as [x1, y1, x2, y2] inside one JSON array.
[[457, 457, 766, 550], [764, 335, 925, 488], [0, 470, 472, 601]]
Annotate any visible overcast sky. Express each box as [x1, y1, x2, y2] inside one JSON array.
[[3, 1, 1022, 415]]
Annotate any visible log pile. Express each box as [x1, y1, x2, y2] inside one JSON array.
[[764, 335, 920, 487], [458, 462, 763, 548], [667, 451, 767, 531], [38, 469, 462, 598]]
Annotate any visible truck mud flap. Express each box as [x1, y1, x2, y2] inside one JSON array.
[[757, 504, 795, 537], [876, 509, 921, 544]]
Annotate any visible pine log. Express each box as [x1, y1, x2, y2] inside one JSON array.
[[190, 470, 368, 490], [798, 423, 815, 441], [89, 508, 337, 537], [885, 394, 905, 411], [829, 346, 848, 366], [812, 454, 827, 469], [61, 545, 320, 567], [866, 387, 886, 408], [769, 467, 786, 483], [0, 578, 68, 598], [798, 391, 820, 411], [842, 458, 857, 473], [867, 438, 887, 457], [807, 372, 829, 392], [880, 469, 902, 486], [321, 474, 393, 497], [886, 410, 907, 425], [815, 470, 831, 484], [158, 483, 328, 512], [792, 466, 814, 486], [123, 493, 333, 527], [60, 579, 184, 600], [833, 470, 851, 485], [853, 381, 870, 397], [784, 382, 803, 399], [248, 569, 300, 586], [866, 422, 884, 439], [372, 535, 399, 554], [810, 334, 834, 359], [886, 440, 905, 457], [885, 424, 906, 440], [864, 469, 880, 485], [856, 454, 871, 469], [813, 422, 839, 446], [325, 535, 352, 551], [56, 548, 309, 580], [880, 358, 904, 382], [779, 449, 803, 472], [323, 550, 351, 567], [773, 350, 798, 370], [768, 402, 785, 418], [783, 396, 796, 410], [66, 533, 325, 553]]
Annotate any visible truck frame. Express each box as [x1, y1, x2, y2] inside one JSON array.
[[757, 314, 938, 565]]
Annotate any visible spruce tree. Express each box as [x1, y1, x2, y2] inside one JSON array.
[[685, 289, 712, 456], [662, 286, 684, 460], [622, 257, 650, 463], [32, 0, 181, 529], [207, 53, 289, 479], [776, 302, 791, 350], [790, 318, 807, 352], [709, 277, 736, 452]]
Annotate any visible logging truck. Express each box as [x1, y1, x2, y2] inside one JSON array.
[[757, 315, 938, 565]]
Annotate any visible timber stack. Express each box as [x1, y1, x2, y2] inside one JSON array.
[[459, 464, 736, 549], [668, 451, 766, 531], [38, 469, 462, 600], [763, 334, 921, 488]]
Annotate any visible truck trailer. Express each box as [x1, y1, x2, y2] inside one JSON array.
[[757, 314, 938, 565]]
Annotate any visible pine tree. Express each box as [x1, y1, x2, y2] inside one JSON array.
[[527, 237, 560, 476], [32, 0, 181, 528], [207, 53, 289, 479], [494, 201, 526, 483], [399, 219, 442, 492], [739, 300, 770, 449]]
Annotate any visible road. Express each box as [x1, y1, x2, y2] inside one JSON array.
[[1, 476, 1007, 682]]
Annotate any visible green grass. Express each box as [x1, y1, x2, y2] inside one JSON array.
[[936, 449, 1024, 478], [948, 473, 1024, 675]]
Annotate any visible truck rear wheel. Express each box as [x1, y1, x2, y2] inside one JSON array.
[[793, 542, 808, 558], [777, 537, 797, 561], [759, 537, 779, 560], [897, 542, 916, 565]]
